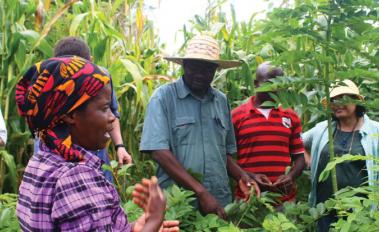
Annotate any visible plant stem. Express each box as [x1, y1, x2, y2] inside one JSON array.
[[324, 5, 338, 194]]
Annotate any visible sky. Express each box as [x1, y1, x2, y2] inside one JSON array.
[[144, 0, 285, 54]]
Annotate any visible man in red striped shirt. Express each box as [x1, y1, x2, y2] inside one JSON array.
[[232, 62, 305, 202]]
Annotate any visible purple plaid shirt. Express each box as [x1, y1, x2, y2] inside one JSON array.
[[16, 145, 132, 232]]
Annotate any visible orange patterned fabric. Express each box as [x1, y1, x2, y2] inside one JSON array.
[[16, 56, 110, 161]]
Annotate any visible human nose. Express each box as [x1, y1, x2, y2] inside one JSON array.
[[108, 109, 116, 124]]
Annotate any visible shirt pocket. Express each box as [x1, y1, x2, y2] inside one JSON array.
[[172, 116, 196, 145], [213, 117, 229, 146]]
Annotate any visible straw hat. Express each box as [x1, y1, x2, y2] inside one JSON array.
[[321, 79, 364, 105], [164, 35, 242, 69]]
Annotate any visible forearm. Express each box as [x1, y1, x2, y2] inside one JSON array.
[[226, 155, 245, 181], [288, 154, 305, 179], [110, 118, 123, 145], [152, 150, 206, 194]]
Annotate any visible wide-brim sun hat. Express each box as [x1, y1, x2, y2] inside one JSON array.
[[164, 35, 242, 69], [321, 79, 364, 105]]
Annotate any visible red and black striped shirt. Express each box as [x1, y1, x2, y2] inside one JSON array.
[[232, 97, 304, 198]]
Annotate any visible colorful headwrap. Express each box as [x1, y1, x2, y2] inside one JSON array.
[[16, 56, 110, 161]]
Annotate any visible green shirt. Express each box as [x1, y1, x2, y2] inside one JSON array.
[[140, 78, 237, 207]]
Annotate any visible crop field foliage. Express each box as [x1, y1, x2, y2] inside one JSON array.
[[1, 0, 379, 231]]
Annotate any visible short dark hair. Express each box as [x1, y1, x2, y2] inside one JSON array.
[[54, 37, 91, 60], [355, 105, 366, 117]]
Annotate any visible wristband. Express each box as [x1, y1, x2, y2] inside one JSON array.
[[114, 144, 125, 151]]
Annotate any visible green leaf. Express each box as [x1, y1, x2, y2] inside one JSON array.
[[101, 164, 112, 172], [309, 207, 318, 219], [117, 164, 133, 176], [110, 160, 118, 169], [69, 13, 89, 35], [0, 151, 17, 193]]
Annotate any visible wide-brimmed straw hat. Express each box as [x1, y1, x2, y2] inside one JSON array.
[[321, 79, 364, 105], [164, 35, 242, 69]]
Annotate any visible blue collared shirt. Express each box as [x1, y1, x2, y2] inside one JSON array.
[[140, 77, 237, 207]]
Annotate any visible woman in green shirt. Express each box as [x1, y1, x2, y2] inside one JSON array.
[[303, 80, 379, 231]]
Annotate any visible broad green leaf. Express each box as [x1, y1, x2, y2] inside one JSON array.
[[117, 164, 133, 176], [0, 151, 17, 193]]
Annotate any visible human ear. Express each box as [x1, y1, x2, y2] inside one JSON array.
[[60, 113, 76, 126], [254, 79, 259, 87]]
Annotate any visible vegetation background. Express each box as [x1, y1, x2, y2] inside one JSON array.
[[1, 0, 379, 231]]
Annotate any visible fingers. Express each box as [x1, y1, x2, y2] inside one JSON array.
[[118, 156, 124, 165], [238, 179, 250, 197], [125, 154, 133, 164], [261, 175, 273, 185], [217, 207, 227, 220], [148, 176, 166, 212], [162, 221, 180, 232], [273, 176, 291, 186], [118, 151, 133, 165], [132, 184, 148, 209], [132, 178, 151, 209], [251, 181, 261, 198], [162, 220, 180, 227], [161, 227, 180, 232], [255, 174, 272, 185], [273, 175, 285, 185]]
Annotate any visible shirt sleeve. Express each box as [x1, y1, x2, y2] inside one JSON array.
[[302, 127, 315, 151], [289, 113, 305, 155], [140, 92, 170, 152], [0, 109, 7, 145], [51, 165, 131, 232], [226, 101, 237, 154], [109, 78, 120, 118]]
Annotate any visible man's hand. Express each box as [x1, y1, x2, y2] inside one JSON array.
[[238, 172, 261, 200], [272, 174, 295, 195], [117, 147, 132, 165], [197, 190, 226, 220], [248, 173, 273, 191]]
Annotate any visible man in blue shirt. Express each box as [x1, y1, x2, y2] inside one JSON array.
[[140, 35, 259, 219], [34, 37, 131, 182]]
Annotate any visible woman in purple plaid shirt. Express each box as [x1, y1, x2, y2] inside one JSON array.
[[15, 57, 179, 232]]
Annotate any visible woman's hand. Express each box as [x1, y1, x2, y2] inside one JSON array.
[[117, 146, 132, 164], [132, 176, 180, 232], [133, 214, 180, 232]]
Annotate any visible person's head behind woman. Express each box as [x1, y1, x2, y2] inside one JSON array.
[[324, 80, 365, 121], [16, 56, 113, 160]]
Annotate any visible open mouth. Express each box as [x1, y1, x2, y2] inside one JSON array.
[[104, 132, 111, 139], [104, 127, 114, 139]]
